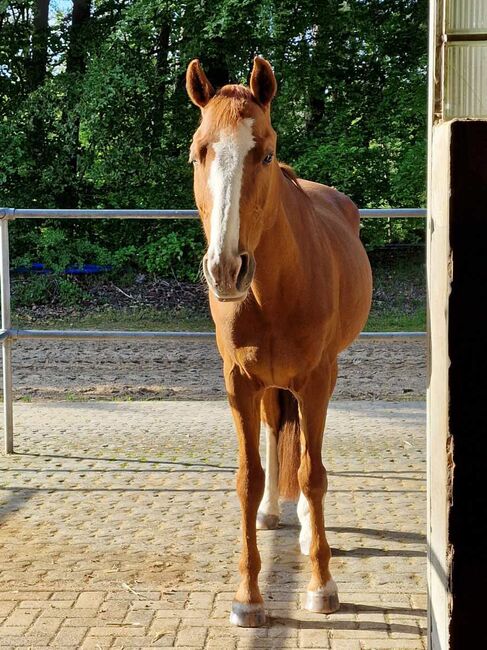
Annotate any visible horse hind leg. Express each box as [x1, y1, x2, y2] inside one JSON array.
[[297, 475, 327, 555], [257, 389, 280, 530]]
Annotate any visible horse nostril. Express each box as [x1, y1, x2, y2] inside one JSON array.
[[237, 253, 249, 285], [236, 252, 255, 291], [203, 254, 220, 289]]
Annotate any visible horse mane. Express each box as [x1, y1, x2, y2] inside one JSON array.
[[279, 163, 305, 193]]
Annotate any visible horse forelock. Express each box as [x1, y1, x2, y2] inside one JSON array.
[[205, 85, 262, 130], [216, 84, 255, 102]]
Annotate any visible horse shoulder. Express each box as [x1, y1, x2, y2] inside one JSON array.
[[298, 179, 360, 235]]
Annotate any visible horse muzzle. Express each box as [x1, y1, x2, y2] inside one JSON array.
[[203, 251, 255, 302]]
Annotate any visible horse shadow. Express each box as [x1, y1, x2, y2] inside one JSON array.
[[244, 503, 426, 647]]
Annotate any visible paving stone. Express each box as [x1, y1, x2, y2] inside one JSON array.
[[0, 400, 426, 648], [0, 604, 15, 617], [299, 629, 332, 648], [80, 639, 112, 650], [0, 627, 27, 637], [237, 641, 298, 649], [26, 616, 63, 638], [112, 636, 160, 648], [330, 641, 362, 650], [361, 640, 425, 649], [4, 608, 40, 627], [75, 592, 105, 610], [175, 624, 208, 647], [51, 624, 88, 646], [206, 639, 237, 650], [87, 624, 144, 637]]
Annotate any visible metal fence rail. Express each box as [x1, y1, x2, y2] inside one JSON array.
[[0, 207, 427, 454], [1, 207, 426, 220]]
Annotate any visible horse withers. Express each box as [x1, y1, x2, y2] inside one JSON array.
[[186, 56, 372, 627]]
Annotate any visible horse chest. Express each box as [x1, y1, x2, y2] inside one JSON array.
[[218, 320, 325, 387]]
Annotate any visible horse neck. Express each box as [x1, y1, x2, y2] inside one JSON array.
[[250, 172, 305, 307]]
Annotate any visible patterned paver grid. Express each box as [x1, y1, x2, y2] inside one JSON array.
[[0, 400, 426, 649]]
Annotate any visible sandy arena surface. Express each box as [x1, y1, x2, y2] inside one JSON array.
[[5, 338, 426, 402]]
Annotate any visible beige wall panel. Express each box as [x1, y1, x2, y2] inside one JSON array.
[[444, 43, 487, 118], [446, 0, 487, 34]]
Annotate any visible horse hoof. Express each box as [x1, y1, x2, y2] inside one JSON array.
[[305, 581, 340, 614], [256, 512, 279, 530], [229, 601, 267, 627]]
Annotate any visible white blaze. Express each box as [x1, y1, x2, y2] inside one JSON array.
[[207, 118, 255, 262]]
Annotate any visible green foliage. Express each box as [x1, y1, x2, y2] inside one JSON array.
[[365, 248, 426, 331], [1, 0, 428, 304], [140, 223, 205, 281], [12, 274, 89, 307]]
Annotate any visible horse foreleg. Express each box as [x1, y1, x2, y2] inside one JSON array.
[[225, 366, 266, 627], [297, 361, 339, 614]]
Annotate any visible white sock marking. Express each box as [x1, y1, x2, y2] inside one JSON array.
[[298, 491, 327, 555], [259, 424, 280, 517], [297, 491, 312, 555]]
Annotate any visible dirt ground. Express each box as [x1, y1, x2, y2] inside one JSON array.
[[5, 337, 426, 401]]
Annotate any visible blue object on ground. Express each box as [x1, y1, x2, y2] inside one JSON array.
[[13, 263, 113, 275]]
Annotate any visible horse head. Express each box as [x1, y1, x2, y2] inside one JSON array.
[[186, 57, 279, 302]]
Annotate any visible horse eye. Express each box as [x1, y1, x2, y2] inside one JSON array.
[[263, 153, 274, 165]]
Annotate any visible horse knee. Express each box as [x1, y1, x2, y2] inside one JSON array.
[[237, 463, 265, 500]]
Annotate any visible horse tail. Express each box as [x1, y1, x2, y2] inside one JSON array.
[[277, 390, 301, 501]]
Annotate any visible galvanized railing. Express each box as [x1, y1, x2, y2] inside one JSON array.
[[0, 207, 426, 454]]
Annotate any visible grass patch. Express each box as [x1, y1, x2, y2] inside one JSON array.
[[366, 248, 426, 332], [364, 308, 426, 332], [13, 306, 214, 332], [13, 301, 426, 334]]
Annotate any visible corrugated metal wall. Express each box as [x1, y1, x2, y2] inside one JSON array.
[[443, 0, 487, 118], [446, 0, 487, 34]]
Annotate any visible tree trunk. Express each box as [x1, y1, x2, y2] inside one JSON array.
[[28, 0, 50, 90], [66, 0, 91, 75], [58, 0, 92, 208], [152, 20, 171, 145]]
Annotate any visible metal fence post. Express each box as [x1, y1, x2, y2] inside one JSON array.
[[1, 217, 13, 454]]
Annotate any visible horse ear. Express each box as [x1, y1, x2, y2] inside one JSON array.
[[250, 57, 277, 108], [186, 59, 215, 109]]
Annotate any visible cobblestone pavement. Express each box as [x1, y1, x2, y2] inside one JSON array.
[[0, 401, 426, 649]]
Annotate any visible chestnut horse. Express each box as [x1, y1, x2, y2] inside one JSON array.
[[186, 57, 372, 627]]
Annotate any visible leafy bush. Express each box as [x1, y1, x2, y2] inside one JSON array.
[[12, 274, 89, 307]]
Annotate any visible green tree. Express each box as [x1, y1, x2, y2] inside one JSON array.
[[0, 0, 428, 289]]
